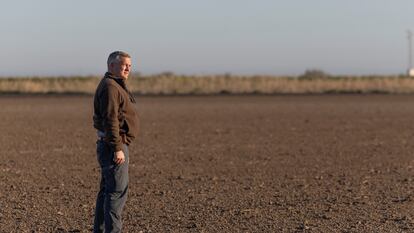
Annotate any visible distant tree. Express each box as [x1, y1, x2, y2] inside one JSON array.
[[160, 71, 175, 77], [298, 69, 330, 80]]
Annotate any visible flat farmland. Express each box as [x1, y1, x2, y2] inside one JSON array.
[[1, 95, 414, 232]]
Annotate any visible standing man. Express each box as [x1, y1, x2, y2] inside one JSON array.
[[93, 51, 139, 233]]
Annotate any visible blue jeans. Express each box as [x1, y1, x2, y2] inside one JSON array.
[[93, 140, 129, 233]]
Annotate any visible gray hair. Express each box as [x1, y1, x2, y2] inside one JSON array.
[[107, 51, 131, 66]]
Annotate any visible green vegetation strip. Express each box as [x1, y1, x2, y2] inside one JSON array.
[[0, 74, 413, 95]]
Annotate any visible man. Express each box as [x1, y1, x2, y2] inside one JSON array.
[[93, 51, 139, 233]]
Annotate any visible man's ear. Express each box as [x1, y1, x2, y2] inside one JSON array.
[[108, 62, 114, 71]]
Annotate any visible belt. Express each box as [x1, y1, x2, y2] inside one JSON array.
[[97, 135, 127, 144], [97, 130, 106, 137]]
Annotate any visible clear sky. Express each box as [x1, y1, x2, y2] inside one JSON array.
[[1, 0, 413, 76]]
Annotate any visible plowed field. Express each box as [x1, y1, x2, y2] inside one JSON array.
[[1, 95, 414, 232]]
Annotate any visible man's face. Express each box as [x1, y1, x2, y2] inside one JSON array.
[[110, 57, 132, 80]]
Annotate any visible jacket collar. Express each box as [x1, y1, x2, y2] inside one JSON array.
[[104, 72, 136, 103]]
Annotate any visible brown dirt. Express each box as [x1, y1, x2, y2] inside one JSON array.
[[1, 95, 414, 232]]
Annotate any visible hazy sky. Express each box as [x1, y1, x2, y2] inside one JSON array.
[[1, 0, 413, 76]]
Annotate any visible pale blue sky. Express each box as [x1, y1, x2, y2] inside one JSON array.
[[0, 0, 413, 76]]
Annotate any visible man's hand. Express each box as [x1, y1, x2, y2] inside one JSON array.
[[114, 150, 125, 164]]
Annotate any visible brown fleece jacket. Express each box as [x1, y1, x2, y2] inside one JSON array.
[[93, 72, 139, 152]]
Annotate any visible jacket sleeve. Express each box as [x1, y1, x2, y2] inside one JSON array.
[[100, 84, 123, 152]]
